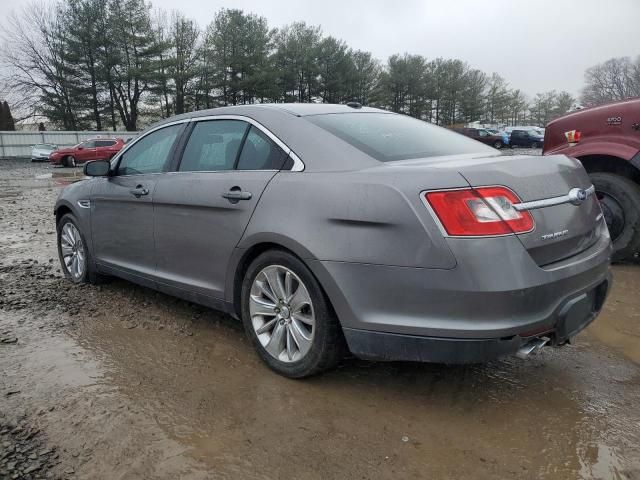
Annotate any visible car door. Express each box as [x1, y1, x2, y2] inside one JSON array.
[[511, 130, 523, 147], [90, 123, 186, 284], [76, 140, 97, 162], [476, 129, 490, 145], [153, 119, 288, 302], [94, 140, 115, 160]]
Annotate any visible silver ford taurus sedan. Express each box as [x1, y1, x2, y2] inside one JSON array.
[[54, 103, 612, 377]]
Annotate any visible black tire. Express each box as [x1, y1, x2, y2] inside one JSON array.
[[590, 172, 640, 262], [56, 213, 107, 284], [240, 249, 346, 378], [62, 155, 76, 168], [492, 140, 503, 150], [531, 142, 540, 149]]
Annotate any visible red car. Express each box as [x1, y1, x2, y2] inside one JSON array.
[[543, 97, 640, 261], [453, 127, 506, 149], [49, 138, 125, 167]]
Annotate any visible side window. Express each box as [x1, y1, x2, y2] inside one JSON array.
[[96, 140, 116, 147], [237, 126, 287, 170], [478, 130, 488, 137], [179, 120, 248, 172], [116, 124, 183, 176], [82, 140, 96, 148]]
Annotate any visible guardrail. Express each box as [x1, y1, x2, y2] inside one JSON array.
[[0, 131, 139, 158]]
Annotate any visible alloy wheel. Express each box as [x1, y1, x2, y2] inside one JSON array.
[[60, 222, 86, 280], [249, 265, 315, 363]]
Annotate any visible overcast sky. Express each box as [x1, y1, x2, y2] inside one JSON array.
[[2, 0, 639, 98]]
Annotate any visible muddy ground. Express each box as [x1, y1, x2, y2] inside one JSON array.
[[1, 158, 639, 480]]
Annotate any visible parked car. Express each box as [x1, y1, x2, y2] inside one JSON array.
[[454, 127, 506, 149], [505, 126, 544, 136], [544, 97, 640, 261], [510, 129, 544, 148], [54, 103, 611, 377], [484, 128, 510, 147], [31, 143, 57, 162], [49, 138, 125, 167]]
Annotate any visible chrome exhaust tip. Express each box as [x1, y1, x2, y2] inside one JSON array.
[[515, 337, 550, 360]]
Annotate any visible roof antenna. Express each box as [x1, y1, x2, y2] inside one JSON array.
[[346, 101, 362, 109]]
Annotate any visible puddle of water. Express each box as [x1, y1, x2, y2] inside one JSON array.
[[587, 265, 640, 364], [65, 302, 640, 480], [0, 311, 211, 480]]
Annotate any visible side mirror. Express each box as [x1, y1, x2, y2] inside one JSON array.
[[84, 159, 111, 177]]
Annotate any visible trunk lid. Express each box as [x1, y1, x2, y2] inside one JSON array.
[[447, 153, 603, 266]]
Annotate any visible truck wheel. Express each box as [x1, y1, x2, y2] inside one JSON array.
[[590, 172, 640, 262]]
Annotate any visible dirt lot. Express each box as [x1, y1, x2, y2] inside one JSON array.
[[1, 158, 639, 480]]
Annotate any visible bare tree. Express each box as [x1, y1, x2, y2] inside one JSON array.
[[581, 56, 640, 106], [2, 2, 80, 129]]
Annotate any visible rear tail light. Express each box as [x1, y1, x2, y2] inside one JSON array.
[[565, 130, 581, 144], [424, 187, 534, 236]]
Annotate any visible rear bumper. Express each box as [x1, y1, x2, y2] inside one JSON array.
[[342, 276, 610, 363], [310, 231, 612, 363]]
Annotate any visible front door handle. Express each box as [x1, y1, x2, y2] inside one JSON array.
[[130, 185, 149, 198], [222, 187, 252, 203], [632, 122, 640, 131]]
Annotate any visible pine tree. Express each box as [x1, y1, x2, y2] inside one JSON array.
[[3, 102, 15, 130]]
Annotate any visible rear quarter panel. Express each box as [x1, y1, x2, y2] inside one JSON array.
[[238, 169, 463, 270]]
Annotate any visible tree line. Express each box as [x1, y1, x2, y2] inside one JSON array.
[[1, 0, 636, 131]]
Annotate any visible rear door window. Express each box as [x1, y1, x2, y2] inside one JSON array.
[[236, 126, 287, 170], [179, 120, 248, 172], [95, 140, 116, 147]]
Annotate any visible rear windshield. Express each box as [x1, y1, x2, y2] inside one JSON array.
[[306, 112, 494, 162]]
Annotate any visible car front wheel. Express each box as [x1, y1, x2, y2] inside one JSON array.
[[63, 155, 76, 168], [492, 140, 503, 149], [57, 213, 106, 284], [241, 250, 345, 378]]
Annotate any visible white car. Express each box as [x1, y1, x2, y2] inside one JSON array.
[[31, 143, 57, 162]]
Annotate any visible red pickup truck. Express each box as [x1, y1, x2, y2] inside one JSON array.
[[543, 97, 640, 261]]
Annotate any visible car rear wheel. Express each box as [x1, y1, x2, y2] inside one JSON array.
[[590, 172, 640, 262], [63, 155, 76, 168], [492, 140, 503, 149], [241, 250, 345, 378], [57, 213, 106, 284]]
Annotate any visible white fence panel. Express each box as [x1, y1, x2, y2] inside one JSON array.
[[0, 131, 139, 158]]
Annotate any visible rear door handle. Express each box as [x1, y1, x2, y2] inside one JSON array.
[[130, 185, 149, 197], [222, 187, 252, 203]]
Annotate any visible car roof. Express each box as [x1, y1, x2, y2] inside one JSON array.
[[142, 104, 393, 172]]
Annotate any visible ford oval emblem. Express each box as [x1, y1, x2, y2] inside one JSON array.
[[568, 188, 587, 205]]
